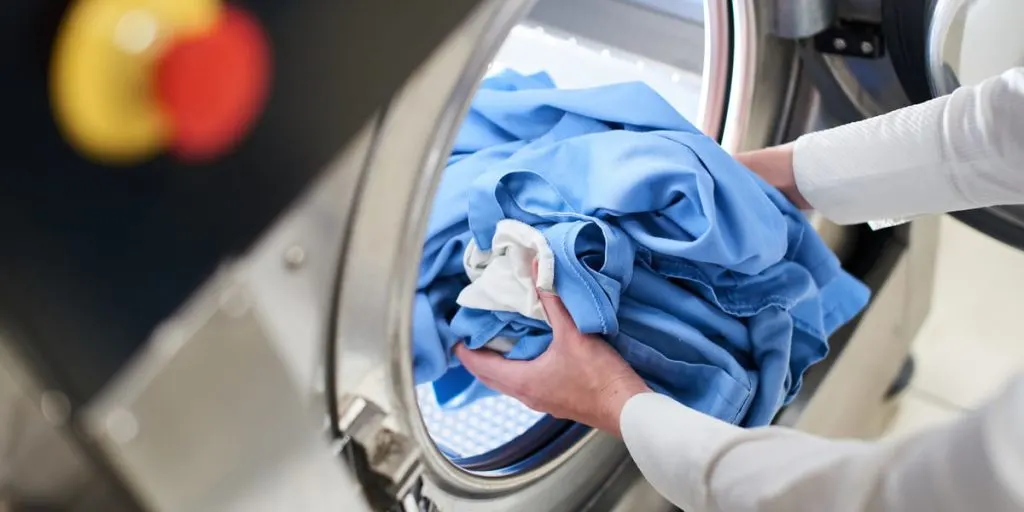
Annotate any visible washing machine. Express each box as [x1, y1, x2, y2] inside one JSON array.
[[0, 0, 1016, 510]]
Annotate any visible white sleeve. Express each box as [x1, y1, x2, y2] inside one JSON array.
[[620, 374, 1024, 512], [792, 68, 1024, 225]]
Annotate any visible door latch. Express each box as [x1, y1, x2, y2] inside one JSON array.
[[335, 395, 436, 511]]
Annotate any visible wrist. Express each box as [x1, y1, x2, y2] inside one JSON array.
[[736, 143, 810, 209], [597, 377, 650, 438]]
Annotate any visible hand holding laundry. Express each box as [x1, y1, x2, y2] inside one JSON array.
[[413, 69, 870, 427], [456, 261, 650, 438]]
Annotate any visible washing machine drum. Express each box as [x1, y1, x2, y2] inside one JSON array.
[[0, 0, 795, 510], [808, 0, 1024, 249]]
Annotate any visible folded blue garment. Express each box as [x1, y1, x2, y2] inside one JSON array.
[[413, 70, 870, 427]]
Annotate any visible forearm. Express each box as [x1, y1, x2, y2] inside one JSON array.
[[620, 377, 1024, 512], [790, 68, 1024, 225]]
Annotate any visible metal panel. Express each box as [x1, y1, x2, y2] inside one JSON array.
[[527, 0, 706, 74], [0, 338, 139, 511], [71, 123, 379, 511], [82, 278, 370, 512], [767, 0, 836, 39], [621, 0, 705, 23]]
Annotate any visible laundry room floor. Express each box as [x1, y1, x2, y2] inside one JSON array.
[[884, 215, 1024, 438]]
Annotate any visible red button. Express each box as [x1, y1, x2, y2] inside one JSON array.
[[154, 6, 270, 162]]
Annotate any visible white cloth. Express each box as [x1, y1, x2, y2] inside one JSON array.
[[457, 219, 555, 323], [621, 67, 1024, 511], [794, 67, 1024, 226]]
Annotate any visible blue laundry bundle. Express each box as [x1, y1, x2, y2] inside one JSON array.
[[413, 70, 870, 427]]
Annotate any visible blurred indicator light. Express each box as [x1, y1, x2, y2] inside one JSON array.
[[50, 0, 270, 166]]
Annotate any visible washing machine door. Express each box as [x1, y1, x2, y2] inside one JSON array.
[[805, 0, 1024, 249], [0, 0, 796, 510], [327, 0, 796, 510]]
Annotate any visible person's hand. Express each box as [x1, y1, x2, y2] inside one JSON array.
[[734, 142, 811, 209], [454, 269, 650, 438]]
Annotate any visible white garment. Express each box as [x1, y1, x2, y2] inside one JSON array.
[[622, 379, 1024, 512], [621, 67, 1024, 512], [794, 68, 1024, 225], [457, 219, 555, 323]]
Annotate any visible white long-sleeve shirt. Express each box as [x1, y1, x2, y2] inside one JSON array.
[[620, 68, 1024, 512]]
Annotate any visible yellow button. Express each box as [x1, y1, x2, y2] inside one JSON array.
[[50, 0, 220, 165]]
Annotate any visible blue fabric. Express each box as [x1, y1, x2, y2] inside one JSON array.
[[413, 70, 870, 427]]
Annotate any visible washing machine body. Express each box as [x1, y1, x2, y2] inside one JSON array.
[[0, 0, 976, 510]]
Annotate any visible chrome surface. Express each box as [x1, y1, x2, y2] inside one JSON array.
[[928, 0, 1023, 96], [721, 0, 800, 153], [526, 0, 706, 74], [768, 0, 836, 39], [625, 0, 705, 22], [337, 395, 424, 503], [0, 341, 92, 508], [818, 51, 910, 118], [74, 123, 379, 511], [82, 277, 371, 512], [700, 0, 731, 138], [809, 0, 912, 120], [1, 333, 141, 510]]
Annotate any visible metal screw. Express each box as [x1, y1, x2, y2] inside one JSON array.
[[283, 245, 307, 270], [40, 391, 71, 426], [833, 38, 847, 51], [860, 41, 874, 54], [105, 409, 139, 444]]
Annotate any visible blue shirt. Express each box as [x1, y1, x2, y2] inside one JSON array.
[[413, 70, 870, 427]]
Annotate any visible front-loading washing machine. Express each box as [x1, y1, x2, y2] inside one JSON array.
[[0, 0, 1016, 510]]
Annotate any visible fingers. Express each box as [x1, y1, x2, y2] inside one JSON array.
[[454, 343, 527, 394]]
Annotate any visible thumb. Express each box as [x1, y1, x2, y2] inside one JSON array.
[[537, 289, 577, 337], [531, 258, 577, 336]]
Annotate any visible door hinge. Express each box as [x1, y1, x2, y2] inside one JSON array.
[[813, 20, 885, 59], [335, 395, 436, 512]]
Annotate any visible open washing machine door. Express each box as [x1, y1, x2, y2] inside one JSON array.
[[0, 1, 815, 511], [800, 0, 1024, 250], [327, 1, 805, 510]]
